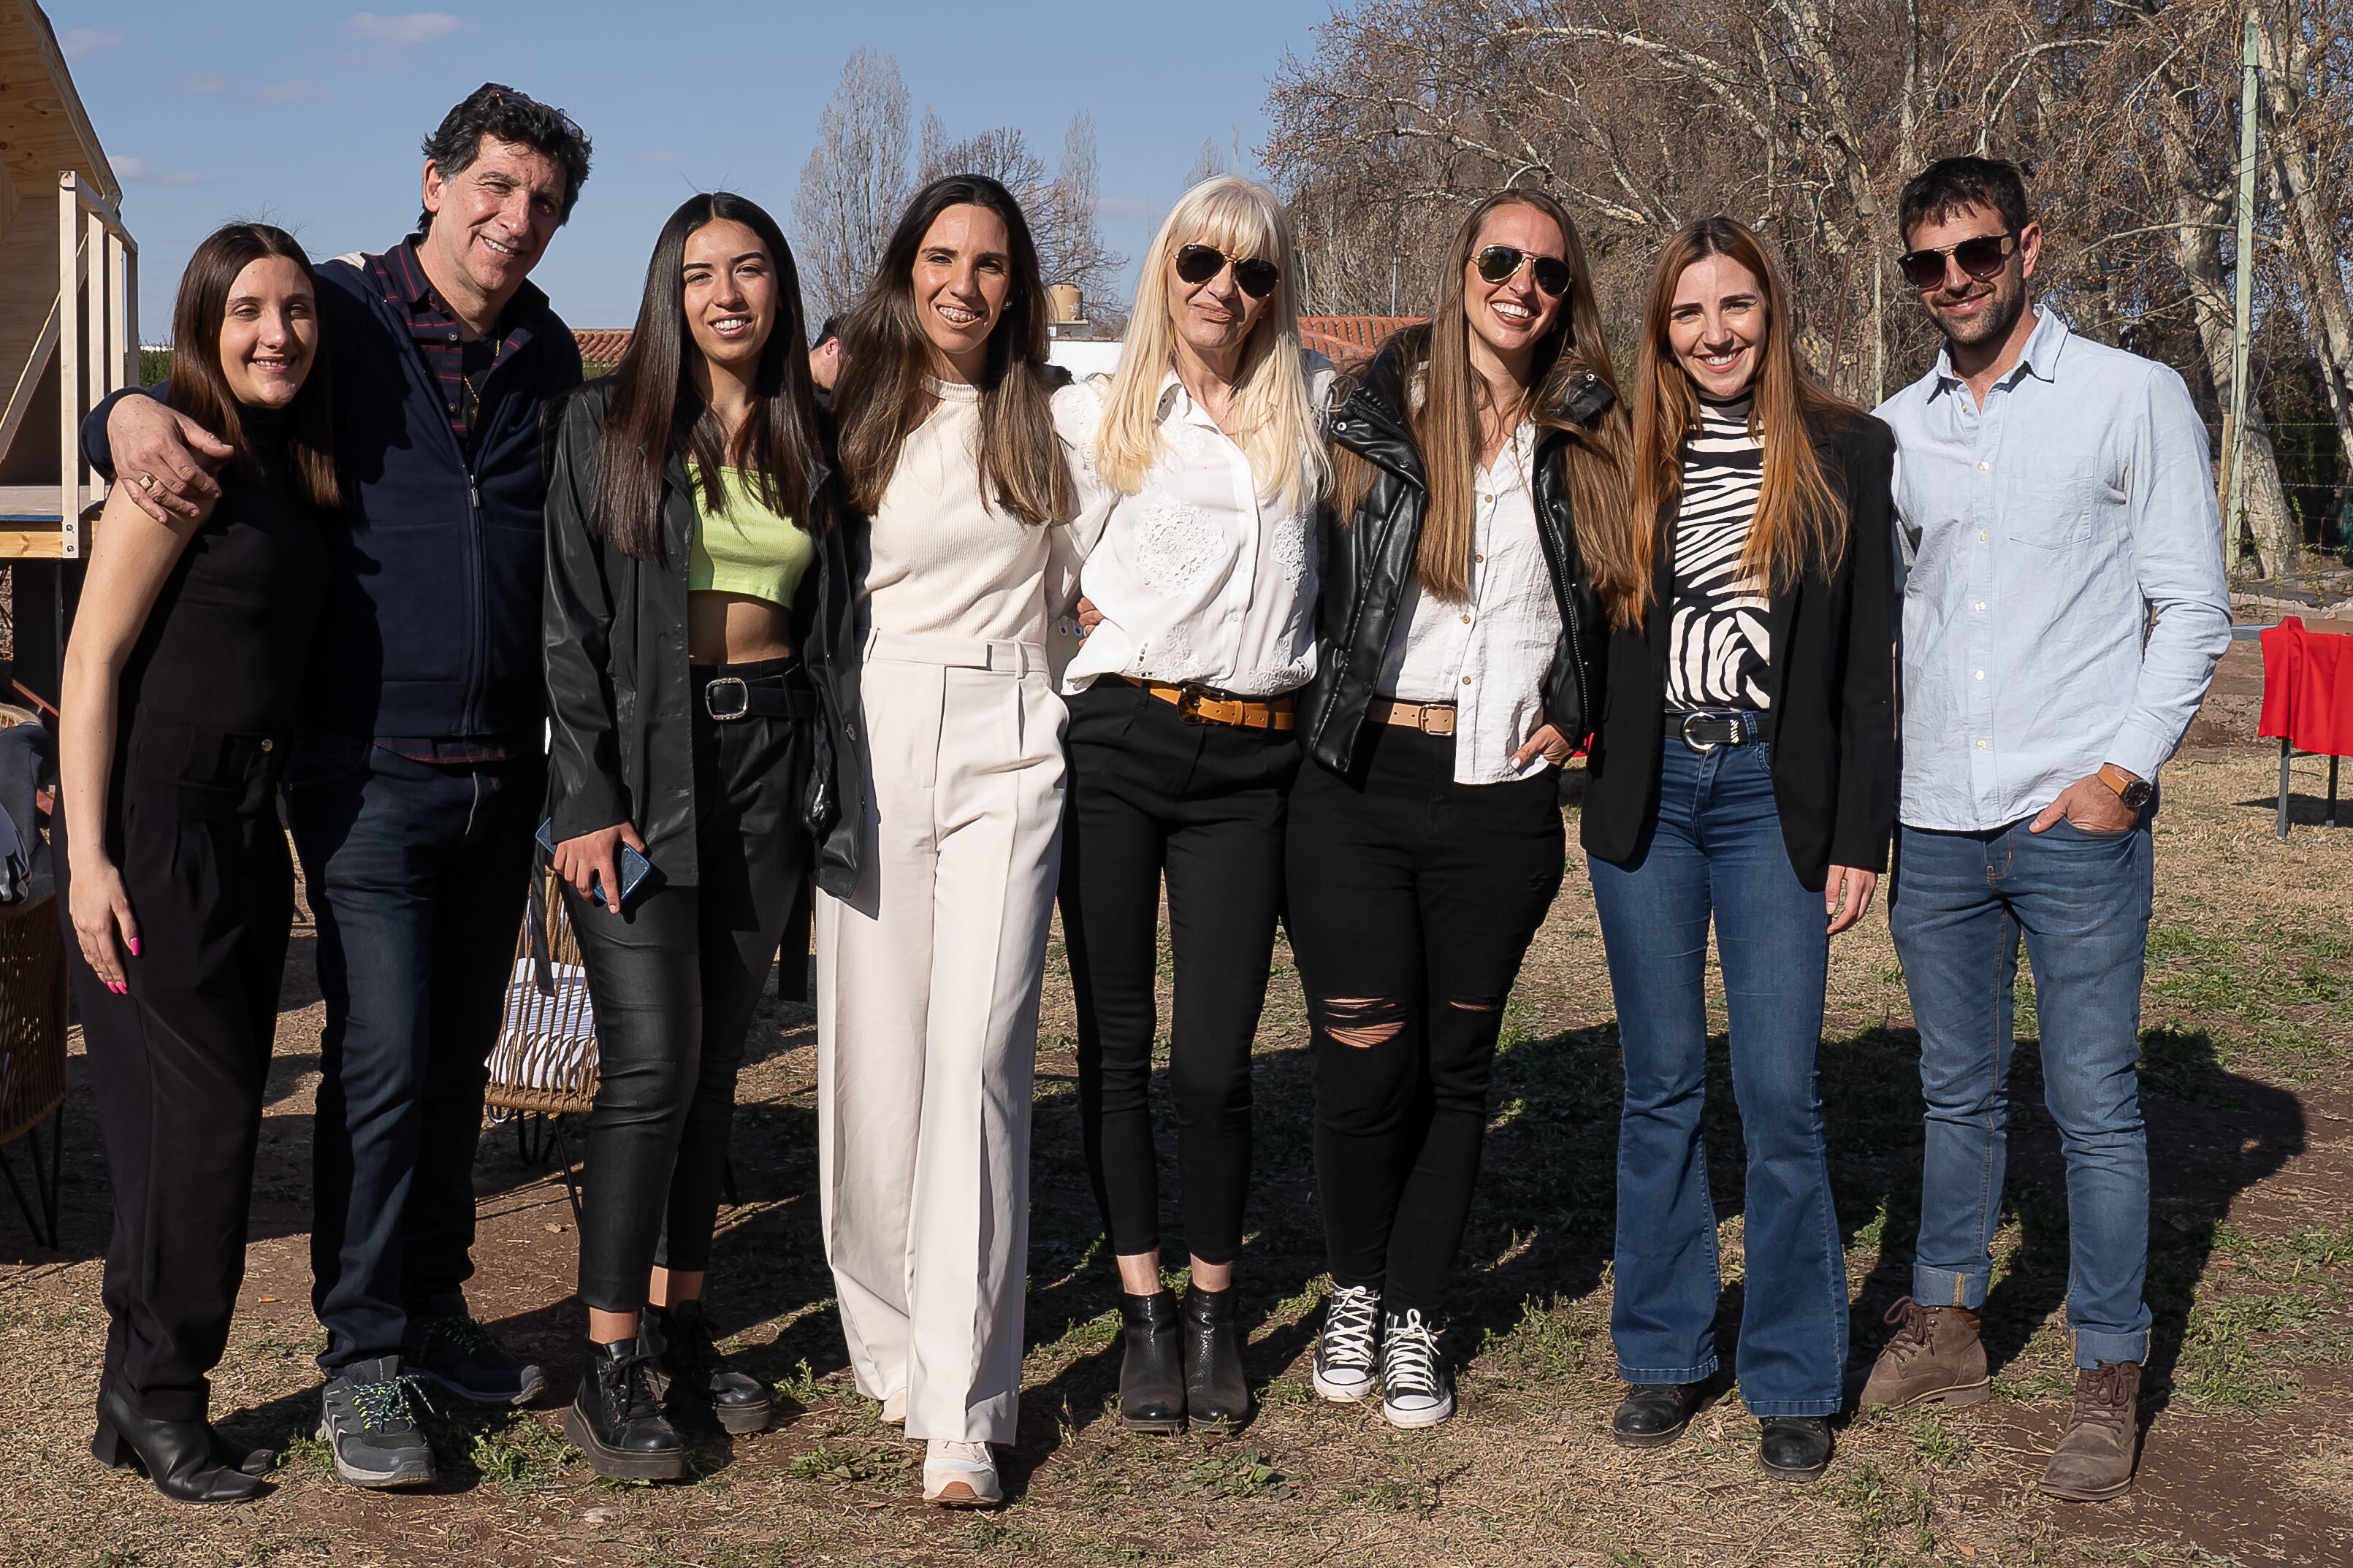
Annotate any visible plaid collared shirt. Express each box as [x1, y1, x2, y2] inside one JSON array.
[[367, 239, 537, 454]]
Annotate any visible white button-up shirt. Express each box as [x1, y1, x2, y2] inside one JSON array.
[[1380, 421, 1560, 784], [1876, 308, 2230, 830], [1054, 367, 1332, 697]]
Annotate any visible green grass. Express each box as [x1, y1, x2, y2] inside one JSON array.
[[1182, 1445, 1296, 1500]]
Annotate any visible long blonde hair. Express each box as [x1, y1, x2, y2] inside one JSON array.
[[1094, 177, 1328, 514], [1622, 217, 1856, 629]]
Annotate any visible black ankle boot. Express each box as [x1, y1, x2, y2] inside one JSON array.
[[91, 1385, 268, 1504], [650, 1301, 774, 1436], [1117, 1290, 1185, 1434], [1612, 1382, 1708, 1448], [1181, 1283, 1251, 1428], [1759, 1416, 1834, 1480], [565, 1338, 687, 1481]]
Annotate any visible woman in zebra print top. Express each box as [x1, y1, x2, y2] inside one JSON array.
[[1578, 217, 1897, 1483]]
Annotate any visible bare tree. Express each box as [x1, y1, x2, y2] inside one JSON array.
[[793, 49, 912, 321], [912, 115, 1126, 315]]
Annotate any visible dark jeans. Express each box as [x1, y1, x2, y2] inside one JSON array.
[[1285, 724, 1565, 1317], [1059, 680, 1297, 1269], [61, 722, 291, 1422], [1586, 721, 1845, 1416], [568, 665, 811, 1314], [1888, 816, 2155, 1369], [289, 734, 544, 1371]]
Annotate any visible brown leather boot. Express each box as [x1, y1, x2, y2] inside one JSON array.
[[1858, 1296, 1990, 1410], [2040, 1361, 2140, 1502]]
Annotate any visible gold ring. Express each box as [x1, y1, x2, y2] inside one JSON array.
[[136, 473, 158, 492]]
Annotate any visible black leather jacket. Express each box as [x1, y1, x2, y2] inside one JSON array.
[[1298, 343, 1614, 776], [541, 378, 862, 893]]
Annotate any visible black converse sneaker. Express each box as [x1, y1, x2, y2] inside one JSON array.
[[1378, 1307, 1454, 1429], [1311, 1284, 1382, 1403]]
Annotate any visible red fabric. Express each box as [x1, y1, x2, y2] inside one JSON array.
[[2259, 616, 2353, 756]]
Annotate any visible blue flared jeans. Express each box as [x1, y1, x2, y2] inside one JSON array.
[[1587, 719, 1847, 1417]]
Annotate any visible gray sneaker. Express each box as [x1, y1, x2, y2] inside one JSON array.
[[407, 1308, 548, 1407], [317, 1358, 437, 1489]]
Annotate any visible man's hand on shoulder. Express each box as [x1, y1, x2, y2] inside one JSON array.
[[2028, 770, 2140, 834], [108, 397, 232, 524]]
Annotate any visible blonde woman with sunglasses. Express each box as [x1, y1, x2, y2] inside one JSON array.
[[1052, 176, 1330, 1434]]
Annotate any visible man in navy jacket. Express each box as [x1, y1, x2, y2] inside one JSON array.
[[88, 83, 590, 1490]]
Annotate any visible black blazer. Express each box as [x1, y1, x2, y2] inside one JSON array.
[[1580, 405, 1896, 892]]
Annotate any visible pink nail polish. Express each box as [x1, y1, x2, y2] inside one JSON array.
[[129, 938, 141, 957]]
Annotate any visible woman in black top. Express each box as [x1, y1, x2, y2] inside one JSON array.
[[1289, 190, 1634, 1429], [59, 223, 340, 1504], [1579, 217, 1894, 1481], [542, 192, 828, 1480]]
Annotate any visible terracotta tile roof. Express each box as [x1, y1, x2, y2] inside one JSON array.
[[573, 328, 633, 367], [574, 315, 1426, 372]]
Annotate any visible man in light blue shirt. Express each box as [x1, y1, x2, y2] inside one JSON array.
[[1861, 158, 2229, 1505]]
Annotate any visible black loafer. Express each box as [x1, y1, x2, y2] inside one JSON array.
[[1612, 1382, 1706, 1448], [1759, 1416, 1834, 1480]]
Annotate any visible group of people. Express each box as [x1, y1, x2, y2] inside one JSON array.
[[56, 80, 2228, 1516]]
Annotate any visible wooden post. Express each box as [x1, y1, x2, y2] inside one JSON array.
[[57, 175, 80, 563]]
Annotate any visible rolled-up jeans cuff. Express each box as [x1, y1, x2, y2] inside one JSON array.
[[1617, 1355, 1719, 1385], [1910, 1266, 1988, 1312], [2072, 1328, 2148, 1369]]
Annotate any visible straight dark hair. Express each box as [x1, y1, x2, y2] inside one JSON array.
[[1896, 156, 2032, 249], [589, 192, 823, 561], [166, 222, 340, 510], [834, 175, 1072, 525]]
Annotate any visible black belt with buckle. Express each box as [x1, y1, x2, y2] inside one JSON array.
[[1677, 711, 1755, 752], [701, 673, 815, 722]]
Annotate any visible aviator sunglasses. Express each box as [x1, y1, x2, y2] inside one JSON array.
[[1896, 230, 2018, 289], [1473, 244, 1573, 297], [1174, 243, 1282, 299]]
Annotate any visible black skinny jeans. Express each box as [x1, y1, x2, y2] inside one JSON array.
[[1059, 680, 1297, 1269], [568, 659, 812, 1315], [1285, 724, 1565, 1317]]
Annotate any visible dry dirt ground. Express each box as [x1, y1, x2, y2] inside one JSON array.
[[4, 662, 2349, 1567]]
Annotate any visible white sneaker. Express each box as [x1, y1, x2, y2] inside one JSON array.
[[922, 1439, 1002, 1507], [880, 1388, 905, 1426], [1312, 1283, 1382, 1402], [1378, 1307, 1454, 1429]]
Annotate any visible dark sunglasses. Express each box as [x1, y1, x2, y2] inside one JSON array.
[[1175, 243, 1282, 299], [1473, 244, 1573, 297], [1896, 231, 2017, 289]]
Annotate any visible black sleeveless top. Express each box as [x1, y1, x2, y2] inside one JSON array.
[[114, 410, 330, 787]]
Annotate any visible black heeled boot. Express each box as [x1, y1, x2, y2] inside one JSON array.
[[91, 1385, 269, 1504], [565, 1337, 687, 1481], [1117, 1290, 1185, 1434], [1181, 1283, 1251, 1428]]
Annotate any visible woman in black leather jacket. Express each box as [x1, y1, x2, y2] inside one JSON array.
[[542, 192, 831, 1479], [1289, 189, 1637, 1429]]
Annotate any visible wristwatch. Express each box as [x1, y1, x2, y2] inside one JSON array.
[[2097, 763, 2154, 812]]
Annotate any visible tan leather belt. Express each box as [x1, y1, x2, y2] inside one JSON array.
[[1368, 698, 1457, 736], [1116, 676, 1296, 732]]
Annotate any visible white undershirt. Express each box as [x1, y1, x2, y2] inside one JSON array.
[[1056, 365, 1332, 697], [1377, 421, 1561, 784], [863, 379, 1077, 644]]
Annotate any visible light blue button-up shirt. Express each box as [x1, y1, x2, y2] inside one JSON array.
[[1876, 308, 2230, 832]]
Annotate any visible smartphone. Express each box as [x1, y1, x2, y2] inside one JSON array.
[[535, 819, 652, 908]]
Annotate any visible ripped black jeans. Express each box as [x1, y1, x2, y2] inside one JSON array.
[[1284, 724, 1566, 1318]]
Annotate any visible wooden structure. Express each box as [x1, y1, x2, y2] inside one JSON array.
[[0, 1, 137, 703]]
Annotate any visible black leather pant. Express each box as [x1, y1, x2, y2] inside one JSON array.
[[567, 661, 811, 1315]]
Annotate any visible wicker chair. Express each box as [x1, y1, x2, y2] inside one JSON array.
[[0, 888, 68, 1247], [484, 867, 599, 1222]]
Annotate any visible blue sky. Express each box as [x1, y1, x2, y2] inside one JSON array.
[[56, 1, 1338, 337]]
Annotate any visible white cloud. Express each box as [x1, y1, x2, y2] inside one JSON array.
[[256, 78, 334, 104], [61, 28, 129, 60], [636, 150, 679, 165], [346, 12, 463, 46], [112, 157, 199, 188], [177, 73, 230, 96]]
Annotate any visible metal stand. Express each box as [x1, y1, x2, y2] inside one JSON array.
[[505, 1111, 584, 1229], [0, 1105, 63, 1249], [2277, 736, 2344, 838]]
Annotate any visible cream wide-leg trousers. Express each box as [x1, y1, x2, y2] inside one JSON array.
[[815, 632, 1067, 1445]]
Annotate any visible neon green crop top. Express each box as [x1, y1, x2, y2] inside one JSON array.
[[687, 466, 814, 610]]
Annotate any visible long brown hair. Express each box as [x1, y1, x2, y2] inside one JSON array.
[[1622, 217, 1856, 630], [1332, 191, 1633, 603], [167, 223, 339, 509], [834, 175, 1072, 525], [590, 192, 823, 560]]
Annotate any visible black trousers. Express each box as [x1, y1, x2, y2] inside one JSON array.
[[1284, 724, 1565, 1317], [567, 661, 812, 1315], [1059, 680, 1297, 1268], [61, 720, 291, 1423]]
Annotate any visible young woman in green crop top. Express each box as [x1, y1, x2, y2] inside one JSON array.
[[542, 192, 828, 1480]]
